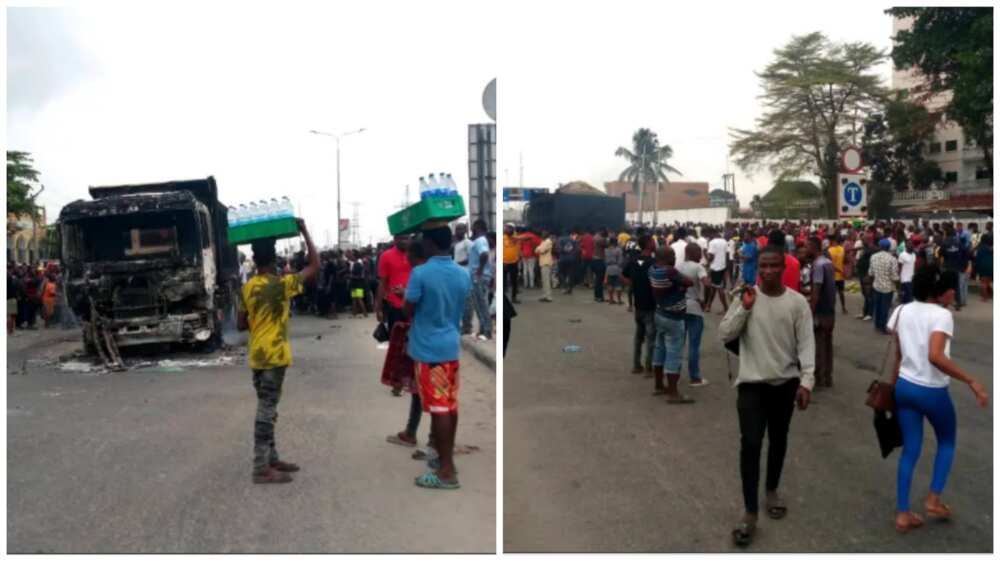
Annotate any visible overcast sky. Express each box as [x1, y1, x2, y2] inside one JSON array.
[[499, 0, 900, 206], [7, 3, 496, 247]]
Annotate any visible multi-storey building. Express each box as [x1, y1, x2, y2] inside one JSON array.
[[891, 16, 992, 214]]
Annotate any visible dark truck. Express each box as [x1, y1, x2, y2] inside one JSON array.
[[59, 177, 239, 367], [524, 192, 625, 234]]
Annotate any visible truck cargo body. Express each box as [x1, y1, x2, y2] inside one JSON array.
[[524, 193, 625, 234]]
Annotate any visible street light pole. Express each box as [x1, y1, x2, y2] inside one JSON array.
[[310, 127, 366, 248]]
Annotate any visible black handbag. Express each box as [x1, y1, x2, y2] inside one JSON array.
[[873, 409, 903, 458], [372, 321, 390, 343]]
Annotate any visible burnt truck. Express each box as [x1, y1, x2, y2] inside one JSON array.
[[59, 177, 240, 366]]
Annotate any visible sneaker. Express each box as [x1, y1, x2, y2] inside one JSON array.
[[539, 297, 553, 303], [689, 378, 710, 387], [855, 314, 865, 320], [863, 315, 872, 321], [476, 334, 489, 342]]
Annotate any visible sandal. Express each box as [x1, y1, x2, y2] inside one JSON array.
[[895, 512, 925, 533], [652, 388, 668, 396], [665, 394, 696, 404], [766, 498, 788, 520], [731, 522, 755, 547], [414, 470, 460, 490], [925, 502, 953, 520], [386, 432, 417, 447]]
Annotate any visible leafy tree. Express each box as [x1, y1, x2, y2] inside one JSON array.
[[7, 150, 42, 218], [887, 7, 993, 177], [615, 128, 682, 225], [861, 93, 942, 193], [729, 32, 887, 218]]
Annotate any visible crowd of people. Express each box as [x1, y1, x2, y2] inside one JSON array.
[[503, 216, 991, 545], [7, 261, 74, 335], [238, 218, 491, 490]]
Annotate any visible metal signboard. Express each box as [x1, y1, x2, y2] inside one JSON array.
[[838, 173, 867, 217]]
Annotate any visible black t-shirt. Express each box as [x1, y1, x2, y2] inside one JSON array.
[[941, 236, 968, 271], [622, 255, 655, 311]]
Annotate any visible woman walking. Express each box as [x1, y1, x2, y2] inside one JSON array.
[[604, 238, 625, 305], [889, 265, 989, 533]]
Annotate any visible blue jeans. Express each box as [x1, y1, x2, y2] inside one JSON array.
[[471, 277, 492, 338], [900, 282, 914, 304], [895, 378, 957, 512], [652, 312, 685, 373], [957, 271, 969, 306], [873, 290, 894, 333], [683, 313, 704, 381]]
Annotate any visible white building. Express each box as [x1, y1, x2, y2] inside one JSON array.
[[892, 16, 992, 195]]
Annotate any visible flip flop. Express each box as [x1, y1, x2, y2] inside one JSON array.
[[412, 447, 439, 461], [386, 433, 417, 447], [414, 470, 460, 490], [895, 512, 925, 533], [766, 499, 788, 520], [925, 503, 953, 521], [731, 522, 755, 547], [665, 394, 696, 404]]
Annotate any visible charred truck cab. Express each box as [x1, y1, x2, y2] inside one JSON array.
[[59, 177, 239, 366]]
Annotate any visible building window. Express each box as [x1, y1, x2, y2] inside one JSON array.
[[976, 166, 991, 180], [945, 140, 958, 152], [929, 142, 942, 154], [944, 171, 959, 183]]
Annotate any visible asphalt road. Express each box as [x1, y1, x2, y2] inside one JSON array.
[[503, 284, 993, 553], [8, 315, 495, 554]]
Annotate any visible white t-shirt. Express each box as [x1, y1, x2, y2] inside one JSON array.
[[453, 238, 472, 264], [670, 239, 689, 263], [695, 237, 708, 266], [708, 238, 728, 271], [890, 302, 953, 388], [727, 239, 736, 259], [898, 251, 916, 283]]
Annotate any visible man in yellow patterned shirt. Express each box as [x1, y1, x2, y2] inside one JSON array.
[[238, 218, 319, 484]]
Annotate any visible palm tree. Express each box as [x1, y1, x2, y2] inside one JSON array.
[[615, 129, 682, 226]]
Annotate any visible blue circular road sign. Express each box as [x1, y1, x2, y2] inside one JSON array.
[[843, 181, 863, 206]]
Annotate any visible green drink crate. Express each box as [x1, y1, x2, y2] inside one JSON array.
[[228, 216, 300, 245], [387, 195, 466, 235]]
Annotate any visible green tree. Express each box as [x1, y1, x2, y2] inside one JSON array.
[[887, 7, 993, 177], [729, 32, 887, 218], [615, 128, 682, 225], [7, 150, 43, 218], [861, 93, 942, 193]]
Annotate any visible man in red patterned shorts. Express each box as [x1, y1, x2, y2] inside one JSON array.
[[403, 224, 472, 489]]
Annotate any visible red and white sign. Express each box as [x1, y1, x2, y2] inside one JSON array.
[[841, 147, 864, 173]]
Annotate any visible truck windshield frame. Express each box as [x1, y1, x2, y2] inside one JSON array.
[[62, 209, 202, 264]]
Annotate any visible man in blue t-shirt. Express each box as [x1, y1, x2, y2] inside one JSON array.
[[740, 234, 759, 286], [404, 225, 472, 490], [466, 219, 492, 340]]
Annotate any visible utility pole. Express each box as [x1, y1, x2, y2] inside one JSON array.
[[520, 152, 525, 187], [309, 128, 366, 248]]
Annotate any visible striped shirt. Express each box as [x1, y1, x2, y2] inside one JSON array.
[[648, 264, 687, 317]]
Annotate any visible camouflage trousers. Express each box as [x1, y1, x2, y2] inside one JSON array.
[[252, 367, 286, 473]]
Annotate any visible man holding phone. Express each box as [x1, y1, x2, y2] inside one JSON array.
[[719, 244, 815, 547]]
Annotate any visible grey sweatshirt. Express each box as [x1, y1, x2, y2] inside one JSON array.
[[718, 288, 816, 391]]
